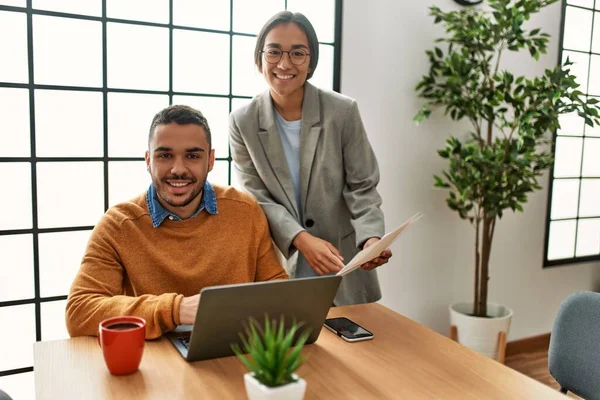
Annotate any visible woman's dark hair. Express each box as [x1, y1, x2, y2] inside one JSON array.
[[254, 11, 319, 80]]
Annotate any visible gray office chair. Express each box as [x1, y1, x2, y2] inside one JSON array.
[[548, 291, 600, 399], [0, 389, 13, 400]]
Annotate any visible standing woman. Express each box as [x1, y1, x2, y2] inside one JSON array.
[[229, 11, 391, 305]]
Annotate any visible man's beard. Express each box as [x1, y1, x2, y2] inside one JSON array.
[[155, 175, 206, 209]]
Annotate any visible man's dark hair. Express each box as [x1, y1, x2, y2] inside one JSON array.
[[148, 105, 211, 149], [254, 11, 319, 80]]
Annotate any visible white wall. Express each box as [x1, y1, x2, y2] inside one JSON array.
[[341, 0, 600, 340]]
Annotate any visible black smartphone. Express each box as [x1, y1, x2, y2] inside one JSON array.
[[324, 317, 374, 342]]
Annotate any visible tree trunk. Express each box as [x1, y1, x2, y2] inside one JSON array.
[[473, 217, 481, 316], [478, 215, 494, 317]]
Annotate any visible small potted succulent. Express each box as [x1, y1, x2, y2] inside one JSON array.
[[231, 316, 311, 400]]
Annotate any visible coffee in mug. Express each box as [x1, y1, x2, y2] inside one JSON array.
[[98, 316, 146, 375], [105, 322, 143, 331]]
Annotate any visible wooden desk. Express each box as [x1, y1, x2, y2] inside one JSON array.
[[34, 303, 563, 399]]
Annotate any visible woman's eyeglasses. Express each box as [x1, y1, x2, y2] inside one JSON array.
[[261, 48, 310, 66]]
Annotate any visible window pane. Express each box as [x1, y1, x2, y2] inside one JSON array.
[[588, 55, 600, 97], [173, 95, 229, 158], [39, 230, 91, 297], [107, 23, 169, 91], [566, 0, 594, 7], [0, 234, 33, 302], [108, 92, 169, 157], [579, 179, 600, 217], [553, 137, 583, 178], [107, 0, 168, 24], [210, 160, 229, 186], [310, 43, 334, 91], [0, 0, 26, 6], [37, 162, 105, 229], [173, 30, 230, 95], [562, 51, 589, 96], [0, 372, 34, 400], [41, 300, 69, 341], [587, 123, 600, 137], [0, 11, 28, 84], [558, 111, 585, 137], [592, 12, 600, 53], [550, 179, 580, 220], [563, 6, 593, 52], [0, 88, 30, 157], [582, 138, 600, 176], [0, 305, 35, 370], [33, 15, 102, 87], [232, 97, 252, 113], [547, 220, 576, 260], [108, 161, 150, 207], [33, 0, 101, 16], [173, 0, 230, 31], [232, 0, 285, 35], [576, 218, 600, 257], [231, 97, 252, 189], [586, 99, 600, 136], [287, 0, 335, 43], [0, 163, 32, 230], [232, 35, 267, 97], [35, 90, 103, 157]]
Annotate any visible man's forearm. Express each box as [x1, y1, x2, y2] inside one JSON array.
[[178, 294, 199, 325], [66, 292, 182, 339]]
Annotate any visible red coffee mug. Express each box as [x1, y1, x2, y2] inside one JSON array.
[[98, 316, 146, 375]]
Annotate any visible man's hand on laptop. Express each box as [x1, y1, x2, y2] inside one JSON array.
[[293, 231, 344, 275], [179, 294, 200, 325]]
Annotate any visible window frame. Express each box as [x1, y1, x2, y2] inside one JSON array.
[[544, 0, 600, 267], [0, 0, 343, 382]]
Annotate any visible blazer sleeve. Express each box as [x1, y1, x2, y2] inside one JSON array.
[[341, 100, 385, 248], [65, 213, 183, 340], [229, 112, 305, 258]]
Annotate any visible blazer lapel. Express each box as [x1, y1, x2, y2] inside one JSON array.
[[257, 91, 299, 220], [299, 82, 322, 215]]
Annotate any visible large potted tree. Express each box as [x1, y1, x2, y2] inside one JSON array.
[[414, 0, 600, 361]]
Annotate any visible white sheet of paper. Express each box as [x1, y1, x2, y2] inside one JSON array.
[[336, 213, 423, 277]]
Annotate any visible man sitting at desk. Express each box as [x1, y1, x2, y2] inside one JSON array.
[[66, 105, 288, 339]]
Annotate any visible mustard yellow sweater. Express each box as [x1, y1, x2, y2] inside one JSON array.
[[66, 185, 288, 339]]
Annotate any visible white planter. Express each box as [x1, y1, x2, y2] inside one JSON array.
[[244, 373, 306, 400], [449, 302, 513, 359]]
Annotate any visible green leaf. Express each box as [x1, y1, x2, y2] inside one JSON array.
[[231, 315, 310, 388], [434, 175, 450, 188]]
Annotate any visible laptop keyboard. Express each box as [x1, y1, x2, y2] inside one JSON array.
[[178, 336, 190, 349]]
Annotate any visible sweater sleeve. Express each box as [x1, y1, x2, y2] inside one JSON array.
[[251, 202, 289, 282], [65, 211, 183, 339]]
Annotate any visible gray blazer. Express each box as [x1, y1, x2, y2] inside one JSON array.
[[229, 82, 384, 305]]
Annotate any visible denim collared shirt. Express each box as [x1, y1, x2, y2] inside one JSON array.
[[146, 181, 218, 228]]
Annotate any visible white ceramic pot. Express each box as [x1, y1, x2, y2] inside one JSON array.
[[244, 373, 307, 400], [449, 302, 513, 359]]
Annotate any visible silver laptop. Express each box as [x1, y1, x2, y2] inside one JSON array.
[[166, 275, 342, 362]]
